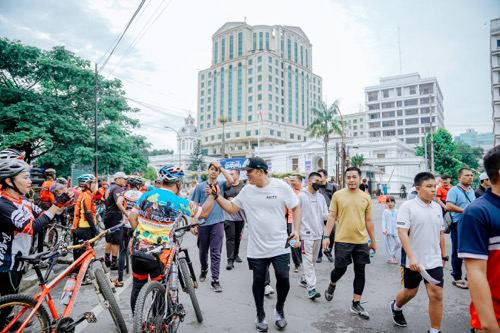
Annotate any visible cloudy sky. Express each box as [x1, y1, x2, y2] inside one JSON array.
[[1, 0, 498, 151]]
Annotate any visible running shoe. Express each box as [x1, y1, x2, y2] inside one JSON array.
[[110, 263, 118, 271], [308, 289, 321, 300], [211, 279, 222, 292], [264, 284, 275, 296], [316, 257, 322, 263], [274, 308, 287, 329], [350, 301, 370, 319], [199, 269, 208, 282], [235, 255, 243, 263], [299, 277, 307, 288], [390, 300, 407, 327], [324, 250, 334, 263], [226, 260, 234, 270], [325, 284, 335, 301], [294, 264, 300, 273], [255, 315, 268, 332]]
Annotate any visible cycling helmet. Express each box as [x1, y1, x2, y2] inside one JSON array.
[[43, 168, 56, 176], [102, 181, 109, 185], [78, 174, 96, 187], [0, 148, 24, 160], [55, 177, 68, 185], [0, 159, 32, 181], [127, 176, 143, 187], [158, 165, 184, 183], [147, 185, 155, 191]]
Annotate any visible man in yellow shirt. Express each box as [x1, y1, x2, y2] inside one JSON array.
[[322, 166, 377, 319]]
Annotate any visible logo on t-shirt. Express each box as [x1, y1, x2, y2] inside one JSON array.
[[266, 195, 277, 199]]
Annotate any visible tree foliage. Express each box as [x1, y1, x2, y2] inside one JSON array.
[[0, 38, 150, 176], [189, 140, 205, 171], [350, 154, 365, 168], [305, 99, 343, 172], [415, 128, 483, 182], [143, 166, 157, 181]]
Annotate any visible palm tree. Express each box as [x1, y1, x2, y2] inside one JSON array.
[[305, 99, 343, 172], [350, 154, 365, 168]]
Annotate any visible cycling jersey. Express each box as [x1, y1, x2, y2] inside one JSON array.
[[73, 190, 97, 231], [40, 180, 55, 209], [94, 187, 105, 202], [131, 187, 202, 247], [123, 189, 143, 228], [0, 192, 54, 272]]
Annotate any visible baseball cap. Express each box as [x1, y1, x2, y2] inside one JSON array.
[[241, 157, 268, 171], [114, 172, 127, 179], [479, 172, 489, 181]]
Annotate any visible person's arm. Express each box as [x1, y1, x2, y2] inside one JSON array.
[[439, 230, 447, 265], [129, 212, 139, 230], [82, 195, 99, 235], [116, 196, 128, 218], [323, 210, 337, 250], [464, 259, 500, 332], [446, 188, 464, 213], [436, 190, 447, 210], [213, 160, 232, 184], [289, 204, 301, 247], [382, 211, 388, 235], [446, 201, 464, 213], [198, 189, 215, 219], [365, 214, 376, 252], [398, 227, 419, 271], [214, 194, 241, 215]]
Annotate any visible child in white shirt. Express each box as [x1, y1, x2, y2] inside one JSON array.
[[382, 196, 401, 264]]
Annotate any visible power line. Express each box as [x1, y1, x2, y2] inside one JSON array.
[[98, 0, 146, 73], [127, 97, 189, 118]]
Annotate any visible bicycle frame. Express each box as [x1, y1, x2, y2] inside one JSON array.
[[4, 243, 97, 333]]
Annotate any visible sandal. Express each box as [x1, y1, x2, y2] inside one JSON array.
[[113, 279, 124, 287], [452, 280, 468, 289]]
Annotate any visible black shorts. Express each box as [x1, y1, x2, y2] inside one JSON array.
[[334, 242, 370, 268], [401, 266, 444, 289], [103, 211, 122, 229], [247, 253, 290, 271], [105, 229, 121, 245]]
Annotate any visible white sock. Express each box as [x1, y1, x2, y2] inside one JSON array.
[[393, 302, 403, 311], [430, 328, 440, 333]]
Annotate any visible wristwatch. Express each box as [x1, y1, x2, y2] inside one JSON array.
[[323, 235, 330, 239], [442, 256, 449, 262]]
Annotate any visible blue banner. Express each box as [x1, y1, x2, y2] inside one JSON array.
[[220, 158, 247, 170]]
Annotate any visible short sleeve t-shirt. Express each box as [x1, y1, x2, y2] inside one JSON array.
[[232, 178, 299, 259], [458, 189, 500, 329], [104, 182, 124, 226], [329, 188, 372, 244], [397, 197, 444, 270], [436, 185, 452, 202], [446, 186, 476, 222], [123, 189, 143, 228], [192, 181, 226, 226], [223, 182, 246, 222]]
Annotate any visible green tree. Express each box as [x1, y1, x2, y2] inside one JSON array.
[[0, 38, 150, 176], [189, 140, 206, 171], [146, 149, 174, 156], [143, 166, 157, 181], [350, 154, 365, 168], [305, 99, 343, 172]]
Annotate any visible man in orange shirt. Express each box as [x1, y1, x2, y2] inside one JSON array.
[[436, 174, 452, 214]]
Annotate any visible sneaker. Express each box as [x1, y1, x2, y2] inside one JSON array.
[[226, 260, 234, 270], [293, 265, 300, 273], [235, 255, 243, 263], [350, 301, 370, 320], [308, 289, 321, 300], [316, 257, 322, 263], [325, 284, 335, 301], [211, 279, 222, 292], [299, 277, 307, 288], [110, 263, 118, 271], [113, 279, 124, 288], [199, 269, 208, 282], [390, 300, 407, 327], [264, 284, 275, 296], [255, 315, 268, 332], [324, 250, 334, 263], [274, 308, 287, 329]]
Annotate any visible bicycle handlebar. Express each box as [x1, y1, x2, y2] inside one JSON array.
[[66, 222, 125, 250]]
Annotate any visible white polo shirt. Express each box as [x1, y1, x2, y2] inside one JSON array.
[[397, 196, 444, 270]]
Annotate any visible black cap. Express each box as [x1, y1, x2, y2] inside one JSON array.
[[241, 157, 268, 171]]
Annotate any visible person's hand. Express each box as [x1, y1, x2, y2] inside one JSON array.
[[212, 160, 222, 170], [383, 231, 387, 235], [208, 184, 220, 198], [369, 240, 377, 253], [70, 227, 76, 234], [205, 185, 212, 196], [322, 237, 330, 250], [409, 257, 419, 271], [289, 230, 300, 248], [190, 225, 198, 236], [55, 192, 73, 208]]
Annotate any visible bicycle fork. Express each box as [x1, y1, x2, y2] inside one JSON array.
[[88, 258, 119, 309]]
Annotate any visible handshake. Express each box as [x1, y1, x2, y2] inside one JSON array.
[[205, 184, 220, 199]]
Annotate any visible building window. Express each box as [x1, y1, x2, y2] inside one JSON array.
[[249, 68, 253, 75], [238, 32, 242, 56], [383, 130, 396, 136], [257, 84, 262, 91], [201, 74, 205, 80], [237, 63, 242, 121], [405, 118, 419, 125], [406, 138, 420, 144], [369, 131, 381, 137], [298, 135, 301, 140], [255, 130, 259, 135], [226, 133, 230, 138], [277, 131, 281, 137], [228, 65, 233, 120], [248, 106, 253, 112], [259, 32, 263, 50], [405, 128, 419, 135], [300, 45, 303, 65], [288, 66, 292, 123], [235, 132, 240, 138], [397, 87, 401, 96], [214, 41, 218, 64], [287, 39, 291, 59], [377, 153, 386, 158], [382, 111, 395, 118], [382, 102, 394, 109], [229, 35, 233, 59], [405, 108, 418, 116], [421, 117, 430, 124], [368, 104, 380, 110], [258, 75, 262, 82], [248, 96, 253, 102], [382, 89, 390, 98], [292, 158, 299, 171], [409, 86, 417, 95], [248, 78, 253, 84], [397, 119, 403, 126], [404, 99, 418, 106], [421, 107, 430, 114], [382, 121, 395, 127], [221, 38, 225, 62], [369, 113, 380, 119], [369, 122, 381, 128], [253, 33, 257, 50], [420, 83, 434, 94], [220, 67, 224, 117], [248, 115, 252, 121], [305, 49, 309, 68], [367, 91, 378, 101], [398, 129, 403, 135], [397, 110, 402, 116], [218, 134, 222, 139], [266, 32, 269, 50], [246, 131, 251, 136], [248, 87, 253, 93], [270, 129, 274, 135], [258, 65, 262, 72]]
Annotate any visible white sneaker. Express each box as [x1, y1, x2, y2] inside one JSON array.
[[264, 284, 274, 296]]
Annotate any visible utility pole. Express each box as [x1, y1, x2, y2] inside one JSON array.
[[337, 105, 345, 187], [335, 142, 339, 185], [424, 133, 428, 171], [429, 93, 435, 174], [218, 116, 229, 159], [94, 63, 99, 182]]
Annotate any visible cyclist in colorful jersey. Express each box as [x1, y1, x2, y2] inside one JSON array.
[[0, 159, 72, 299], [128, 165, 217, 313], [113, 175, 144, 287]]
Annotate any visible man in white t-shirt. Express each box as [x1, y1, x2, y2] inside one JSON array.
[[213, 157, 301, 332], [389, 172, 447, 333]]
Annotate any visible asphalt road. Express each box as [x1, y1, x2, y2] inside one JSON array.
[[21, 198, 471, 332]]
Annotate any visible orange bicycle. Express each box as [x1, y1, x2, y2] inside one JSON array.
[[0, 223, 127, 333]]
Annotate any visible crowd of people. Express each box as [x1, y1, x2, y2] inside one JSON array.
[[0, 143, 499, 333]]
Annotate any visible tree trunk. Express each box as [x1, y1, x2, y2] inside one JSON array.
[[323, 135, 328, 172]]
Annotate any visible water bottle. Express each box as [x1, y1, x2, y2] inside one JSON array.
[[368, 239, 375, 258], [60, 273, 77, 305], [168, 262, 179, 302]]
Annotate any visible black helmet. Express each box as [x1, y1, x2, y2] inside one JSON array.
[[127, 176, 143, 187], [55, 177, 68, 185], [0, 159, 32, 181], [0, 148, 24, 160]]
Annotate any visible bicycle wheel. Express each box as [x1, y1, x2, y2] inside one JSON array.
[[94, 268, 127, 333], [133, 281, 167, 333], [178, 258, 202, 323], [44, 226, 58, 250], [0, 294, 51, 332]]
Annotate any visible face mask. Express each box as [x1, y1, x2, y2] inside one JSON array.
[[312, 183, 321, 191]]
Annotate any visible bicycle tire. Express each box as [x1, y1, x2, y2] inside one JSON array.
[[44, 226, 58, 250], [96, 214, 106, 231], [132, 281, 166, 333], [94, 268, 127, 333], [178, 258, 203, 323], [0, 294, 51, 332]]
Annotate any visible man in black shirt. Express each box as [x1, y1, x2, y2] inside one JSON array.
[[317, 169, 336, 263], [104, 172, 128, 269], [359, 179, 369, 194], [475, 172, 490, 198]]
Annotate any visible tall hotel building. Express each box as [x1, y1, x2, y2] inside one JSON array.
[[365, 73, 444, 146], [491, 18, 500, 145], [197, 22, 323, 157]]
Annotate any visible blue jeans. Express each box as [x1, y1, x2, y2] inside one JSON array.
[[450, 227, 463, 280]]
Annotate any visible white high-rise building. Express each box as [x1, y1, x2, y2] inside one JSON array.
[[364, 73, 444, 146], [197, 22, 323, 158], [490, 18, 500, 145], [343, 111, 367, 138]]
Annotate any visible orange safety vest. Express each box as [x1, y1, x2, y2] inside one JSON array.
[[40, 180, 55, 207]]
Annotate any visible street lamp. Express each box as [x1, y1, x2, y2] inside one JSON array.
[[165, 126, 181, 167], [218, 116, 229, 159]]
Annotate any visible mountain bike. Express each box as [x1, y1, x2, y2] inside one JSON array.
[[96, 203, 106, 231], [0, 223, 127, 333], [132, 220, 203, 333]]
